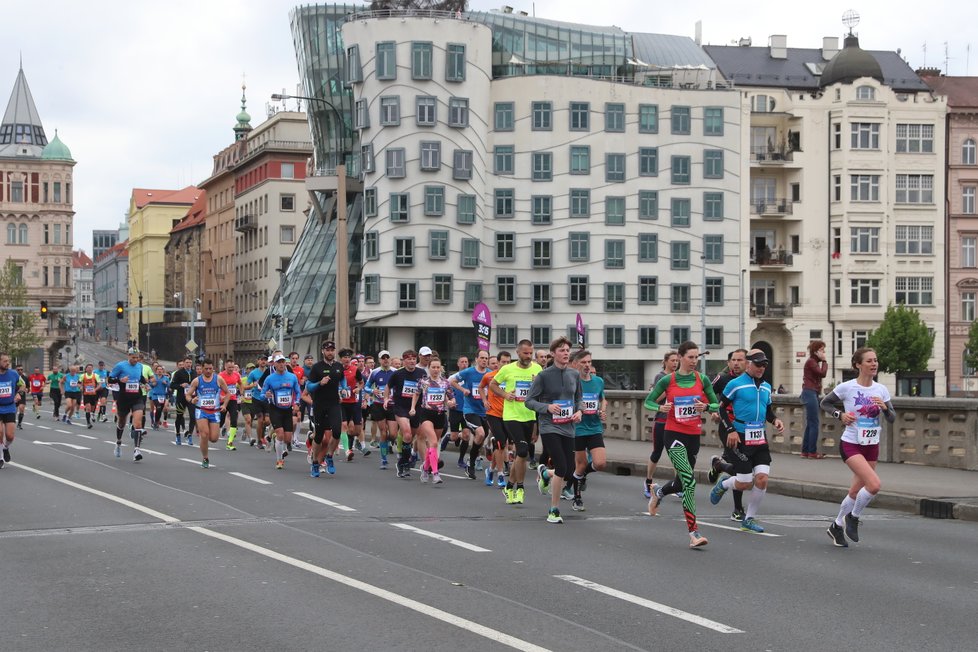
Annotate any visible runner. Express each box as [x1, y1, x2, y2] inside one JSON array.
[[240, 362, 256, 445], [148, 363, 170, 430], [479, 352, 510, 488], [263, 354, 301, 470], [338, 348, 367, 461], [169, 357, 196, 445], [80, 363, 100, 429], [710, 349, 783, 533], [14, 364, 28, 429], [245, 356, 269, 449], [186, 359, 230, 468], [94, 361, 110, 422], [643, 340, 719, 548], [450, 350, 490, 479], [409, 356, 455, 484], [820, 347, 895, 547], [60, 364, 82, 425], [365, 350, 395, 469], [288, 352, 306, 447], [441, 355, 470, 454], [526, 337, 582, 524], [47, 366, 63, 420], [218, 359, 242, 450], [707, 349, 749, 521], [110, 348, 155, 461], [566, 349, 607, 511], [0, 354, 26, 468], [304, 341, 345, 476], [28, 367, 45, 419], [644, 351, 678, 498], [386, 349, 427, 478]]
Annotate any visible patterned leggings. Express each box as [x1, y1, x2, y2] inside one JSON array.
[[661, 431, 701, 532]]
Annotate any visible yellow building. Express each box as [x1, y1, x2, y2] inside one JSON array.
[[126, 186, 199, 345]]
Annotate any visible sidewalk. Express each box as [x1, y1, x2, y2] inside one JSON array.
[[603, 437, 978, 522]]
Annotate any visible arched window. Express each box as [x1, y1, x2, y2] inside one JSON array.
[[856, 85, 876, 100], [963, 139, 977, 165], [6, 223, 16, 244], [18, 223, 28, 244]]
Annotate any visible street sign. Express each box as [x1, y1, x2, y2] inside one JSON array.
[[179, 321, 207, 327], [186, 340, 198, 352], [268, 338, 277, 350]]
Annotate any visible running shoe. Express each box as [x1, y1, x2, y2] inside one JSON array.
[[527, 459, 539, 470], [201, 458, 209, 469], [708, 455, 722, 484], [310, 462, 320, 478], [844, 514, 860, 543], [675, 491, 684, 500], [578, 476, 587, 493], [306, 451, 313, 465], [2, 448, 10, 463], [420, 470, 430, 483], [514, 487, 525, 504], [226, 444, 236, 451], [175, 434, 182, 446], [465, 465, 476, 480], [457, 459, 467, 471], [643, 480, 653, 500], [731, 509, 746, 522], [572, 498, 585, 512], [380, 457, 388, 470], [133, 449, 142, 462], [688, 531, 709, 548], [560, 486, 574, 501], [0, 459, 3, 469], [346, 449, 354, 462], [484, 468, 494, 486], [497, 474, 506, 488], [275, 460, 285, 470], [186, 436, 193, 446], [826, 521, 848, 547], [537, 466, 549, 495], [709, 476, 728, 505], [325, 457, 336, 475], [740, 517, 765, 533], [547, 508, 563, 524], [114, 443, 121, 458], [475, 457, 484, 471], [432, 473, 443, 484], [249, 438, 257, 447], [647, 484, 662, 516], [87, 422, 93, 430]]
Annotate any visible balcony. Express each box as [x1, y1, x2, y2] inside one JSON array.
[[750, 198, 793, 217], [751, 303, 794, 320], [750, 146, 795, 164], [235, 213, 258, 232], [751, 250, 794, 268]]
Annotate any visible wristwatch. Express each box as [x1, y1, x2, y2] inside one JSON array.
[[833, 410, 842, 420]]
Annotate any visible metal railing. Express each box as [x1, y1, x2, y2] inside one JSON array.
[[751, 250, 794, 266], [234, 213, 258, 232], [750, 146, 794, 162], [347, 9, 461, 22], [751, 303, 794, 319], [750, 199, 793, 215]]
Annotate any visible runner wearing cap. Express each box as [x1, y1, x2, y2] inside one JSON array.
[[264, 354, 301, 470], [365, 350, 395, 469], [450, 350, 489, 479], [386, 349, 427, 478], [245, 356, 268, 448], [110, 348, 156, 462], [305, 341, 345, 476], [240, 362, 257, 445], [338, 348, 368, 461]]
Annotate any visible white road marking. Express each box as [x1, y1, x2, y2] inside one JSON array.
[[76, 434, 98, 440], [555, 575, 744, 634], [228, 471, 272, 485], [12, 461, 549, 652], [179, 457, 213, 467], [36, 425, 51, 430], [439, 473, 468, 480], [697, 520, 781, 537], [293, 491, 357, 512], [33, 440, 90, 450], [56, 429, 72, 434], [139, 448, 166, 456], [391, 523, 491, 553]]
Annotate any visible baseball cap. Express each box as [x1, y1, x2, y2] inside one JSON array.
[[418, 346, 433, 356], [273, 354, 288, 363], [746, 350, 769, 365], [245, 362, 256, 369], [378, 350, 391, 359], [304, 354, 314, 360], [322, 340, 336, 350], [127, 347, 139, 355]]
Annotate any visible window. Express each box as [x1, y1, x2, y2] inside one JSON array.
[[639, 326, 657, 348], [432, 275, 454, 304], [532, 284, 551, 311], [497, 326, 517, 347], [962, 292, 976, 321], [364, 275, 380, 304], [671, 156, 691, 184], [850, 227, 880, 254], [791, 183, 801, 202], [850, 174, 880, 201], [457, 194, 476, 225], [6, 223, 15, 243], [895, 225, 934, 254], [833, 279, 842, 305], [532, 152, 553, 181], [497, 276, 516, 304], [605, 197, 625, 225], [354, 98, 369, 129], [833, 175, 842, 202], [464, 282, 482, 311], [416, 96, 436, 126], [672, 285, 690, 312], [895, 175, 934, 204], [964, 139, 977, 165], [605, 240, 625, 269], [461, 238, 480, 268], [281, 162, 295, 179], [448, 97, 469, 127], [532, 101, 552, 130], [278, 224, 295, 244], [569, 189, 590, 218], [424, 186, 444, 216], [704, 235, 724, 263], [605, 283, 625, 311], [604, 326, 624, 347], [453, 150, 473, 180], [704, 192, 724, 220], [638, 276, 658, 304], [895, 277, 934, 305], [850, 122, 880, 149], [398, 281, 418, 309], [671, 326, 690, 347], [364, 230, 379, 260], [753, 94, 774, 112], [705, 278, 724, 305], [790, 286, 800, 306], [376, 41, 396, 80], [638, 234, 658, 262], [420, 141, 441, 171], [850, 279, 881, 305], [531, 325, 552, 347], [569, 232, 590, 262], [639, 147, 658, 176], [568, 275, 589, 305], [411, 42, 432, 79], [833, 122, 842, 149], [605, 103, 625, 132], [569, 102, 589, 131], [963, 187, 976, 214], [446, 43, 466, 81], [360, 143, 375, 173], [364, 187, 377, 217], [531, 196, 552, 225], [379, 96, 400, 125], [671, 198, 691, 227], [394, 238, 414, 266], [570, 146, 590, 175], [856, 85, 875, 100], [532, 239, 552, 269], [390, 192, 409, 222], [671, 106, 690, 134], [639, 191, 658, 220], [386, 148, 406, 177], [347, 45, 362, 82], [705, 326, 723, 348], [671, 241, 690, 270], [704, 107, 724, 135], [494, 146, 514, 175], [606, 153, 625, 182], [280, 194, 295, 211], [896, 124, 934, 153], [639, 104, 658, 133], [494, 189, 514, 218], [703, 150, 724, 179], [962, 236, 977, 268], [494, 102, 514, 131], [495, 232, 515, 261]]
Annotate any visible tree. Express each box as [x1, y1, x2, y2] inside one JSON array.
[[0, 259, 42, 362], [965, 319, 978, 374], [369, 0, 468, 12], [864, 303, 933, 373]]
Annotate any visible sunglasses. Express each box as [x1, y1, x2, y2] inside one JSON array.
[[380, 355, 390, 359]]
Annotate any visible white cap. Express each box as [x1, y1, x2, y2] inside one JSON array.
[[273, 354, 288, 363], [419, 346, 433, 356], [267, 355, 275, 363], [378, 350, 391, 358]]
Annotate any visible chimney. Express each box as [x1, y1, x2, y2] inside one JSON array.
[[769, 34, 787, 59], [916, 66, 942, 78], [822, 36, 839, 61]]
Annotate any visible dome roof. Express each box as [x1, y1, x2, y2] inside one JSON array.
[[819, 34, 884, 88], [236, 108, 251, 125], [41, 130, 73, 160]]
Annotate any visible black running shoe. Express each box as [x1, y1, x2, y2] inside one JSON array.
[[465, 465, 476, 480], [826, 522, 848, 548], [708, 455, 721, 484], [844, 514, 860, 543], [2, 448, 9, 463]]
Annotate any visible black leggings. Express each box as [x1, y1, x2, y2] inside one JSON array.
[[650, 419, 666, 463], [219, 401, 239, 428], [50, 391, 62, 417], [540, 431, 575, 481]]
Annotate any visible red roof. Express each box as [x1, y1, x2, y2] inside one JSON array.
[[131, 186, 200, 209], [72, 249, 93, 269], [922, 75, 978, 107], [95, 240, 128, 263], [170, 190, 208, 234]]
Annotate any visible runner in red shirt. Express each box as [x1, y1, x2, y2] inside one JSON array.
[[218, 359, 242, 450], [27, 368, 46, 419], [339, 348, 367, 461]]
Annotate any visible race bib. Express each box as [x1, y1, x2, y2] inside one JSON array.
[[228, 386, 238, 396], [31, 380, 42, 390], [856, 417, 881, 445], [674, 396, 697, 421], [402, 380, 418, 396], [471, 386, 481, 400], [0, 383, 11, 398], [275, 389, 293, 407], [84, 385, 97, 395], [743, 421, 766, 446], [243, 389, 252, 400], [69, 379, 80, 390], [552, 399, 573, 424], [514, 380, 531, 402], [581, 392, 599, 415], [199, 396, 218, 409], [125, 382, 140, 393], [426, 387, 446, 407]]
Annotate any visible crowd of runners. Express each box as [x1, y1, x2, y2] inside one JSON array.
[[0, 339, 893, 549]]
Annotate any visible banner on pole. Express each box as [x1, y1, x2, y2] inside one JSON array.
[[575, 313, 586, 348], [472, 303, 492, 352]]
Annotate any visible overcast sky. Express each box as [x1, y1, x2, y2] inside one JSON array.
[[2, 0, 974, 255]]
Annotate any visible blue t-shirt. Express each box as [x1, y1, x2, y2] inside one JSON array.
[[63, 372, 82, 394], [0, 369, 24, 413], [576, 375, 605, 436], [365, 367, 394, 402], [263, 371, 299, 409], [722, 373, 773, 435], [94, 368, 108, 387], [111, 361, 147, 397], [196, 375, 222, 411], [456, 366, 488, 416], [247, 368, 266, 403], [149, 375, 170, 400]]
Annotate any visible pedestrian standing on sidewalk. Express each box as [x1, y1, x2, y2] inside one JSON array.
[[820, 347, 895, 547], [801, 339, 828, 458]]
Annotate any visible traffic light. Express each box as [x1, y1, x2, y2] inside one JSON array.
[[116, 301, 125, 319], [40, 301, 48, 319]]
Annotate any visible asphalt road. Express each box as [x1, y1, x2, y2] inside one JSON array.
[[2, 413, 976, 652]]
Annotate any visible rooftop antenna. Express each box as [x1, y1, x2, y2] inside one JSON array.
[[967, 43, 971, 76], [944, 41, 950, 75], [922, 41, 927, 67], [841, 9, 859, 36]]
